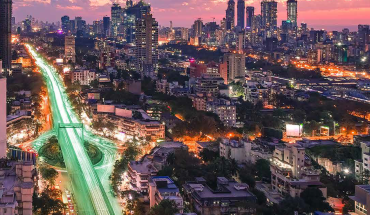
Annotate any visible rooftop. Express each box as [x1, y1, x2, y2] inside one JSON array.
[[129, 160, 158, 174], [184, 177, 255, 200]]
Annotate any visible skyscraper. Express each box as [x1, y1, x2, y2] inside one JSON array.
[[246, 6, 254, 29], [237, 0, 245, 29], [111, 3, 122, 37], [0, 77, 6, 158], [287, 0, 297, 27], [193, 18, 203, 37], [261, 0, 277, 33], [123, 0, 151, 43], [225, 0, 235, 30], [103, 16, 110, 37], [0, 0, 12, 75], [65, 36, 76, 63], [75, 16, 86, 35], [61, 15, 70, 33], [135, 13, 158, 78]]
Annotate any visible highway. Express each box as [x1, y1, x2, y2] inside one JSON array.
[[26, 44, 121, 214]]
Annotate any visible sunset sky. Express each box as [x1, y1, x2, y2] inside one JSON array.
[[13, 0, 370, 31]]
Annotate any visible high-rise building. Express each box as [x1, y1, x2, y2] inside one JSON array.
[[225, 0, 235, 30], [261, 0, 277, 32], [22, 18, 31, 33], [61, 15, 70, 33], [220, 52, 245, 84], [246, 6, 254, 29], [65, 36, 76, 63], [287, 0, 297, 27], [0, 77, 6, 158], [193, 18, 203, 38], [135, 13, 158, 78], [126, 0, 133, 8], [123, 0, 151, 43], [111, 3, 122, 37], [0, 0, 12, 75], [75, 16, 86, 35], [103, 16, 110, 37], [237, 0, 245, 29]]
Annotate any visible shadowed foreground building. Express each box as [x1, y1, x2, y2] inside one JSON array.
[[183, 177, 256, 215], [0, 0, 12, 75], [0, 160, 36, 215]]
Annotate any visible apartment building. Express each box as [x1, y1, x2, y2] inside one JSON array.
[[270, 144, 326, 198], [206, 98, 236, 127], [71, 69, 96, 85], [183, 177, 256, 215], [127, 160, 158, 193], [219, 138, 246, 163], [0, 160, 35, 215]]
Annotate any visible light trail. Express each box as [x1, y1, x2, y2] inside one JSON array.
[[26, 44, 120, 214]]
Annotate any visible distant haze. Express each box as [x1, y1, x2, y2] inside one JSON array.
[[14, 0, 370, 31]]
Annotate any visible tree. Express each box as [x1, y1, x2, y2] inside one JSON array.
[[255, 159, 271, 181], [276, 197, 310, 215], [40, 166, 58, 185], [148, 199, 179, 215], [342, 196, 354, 214], [33, 188, 66, 215], [239, 170, 256, 188], [300, 187, 334, 212], [199, 148, 219, 163], [111, 138, 141, 194]]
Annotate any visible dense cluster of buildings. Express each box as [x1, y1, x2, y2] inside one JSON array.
[[124, 141, 257, 214]]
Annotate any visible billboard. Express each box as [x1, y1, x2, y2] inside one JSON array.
[[286, 124, 303, 137], [56, 58, 63, 64], [88, 93, 100, 100], [115, 108, 132, 118], [97, 104, 115, 113]]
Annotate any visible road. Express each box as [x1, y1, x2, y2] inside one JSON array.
[[26, 44, 121, 214]]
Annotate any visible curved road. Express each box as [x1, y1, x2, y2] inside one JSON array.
[[26, 44, 121, 214]]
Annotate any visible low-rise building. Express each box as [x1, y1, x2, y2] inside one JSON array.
[[350, 185, 370, 215], [149, 176, 184, 213], [127, 160, 158, 193], [183, 177, 256, 215], [219, 138, 246, 163], [355, 140, 370, 181], [316, 157, 343, 175], [71, 69, 96, 85], [188, 93, 214, 111], [95, 105, 165, 141]]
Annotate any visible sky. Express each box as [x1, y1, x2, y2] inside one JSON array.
[[13, 0, 370, 31]]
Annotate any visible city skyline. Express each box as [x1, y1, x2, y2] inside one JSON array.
[[13, 0, 370, 31]]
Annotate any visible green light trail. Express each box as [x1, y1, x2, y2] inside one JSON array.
[[26, 44, 121, 214]]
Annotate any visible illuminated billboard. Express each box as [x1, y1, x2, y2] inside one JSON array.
[[286, 124, 303, 137], [56, 58, 63, 64]]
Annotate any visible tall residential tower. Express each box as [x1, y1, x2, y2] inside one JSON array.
[[261, 0, 277, 35], [237, 0, 245, 29], [0, 0, 12, 75], [287, 0, 298, 27], [225, 0, 235, 30], [0, 77, 6, 158], [246, 6, 254, 29], [135, 13, 158, 78]]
